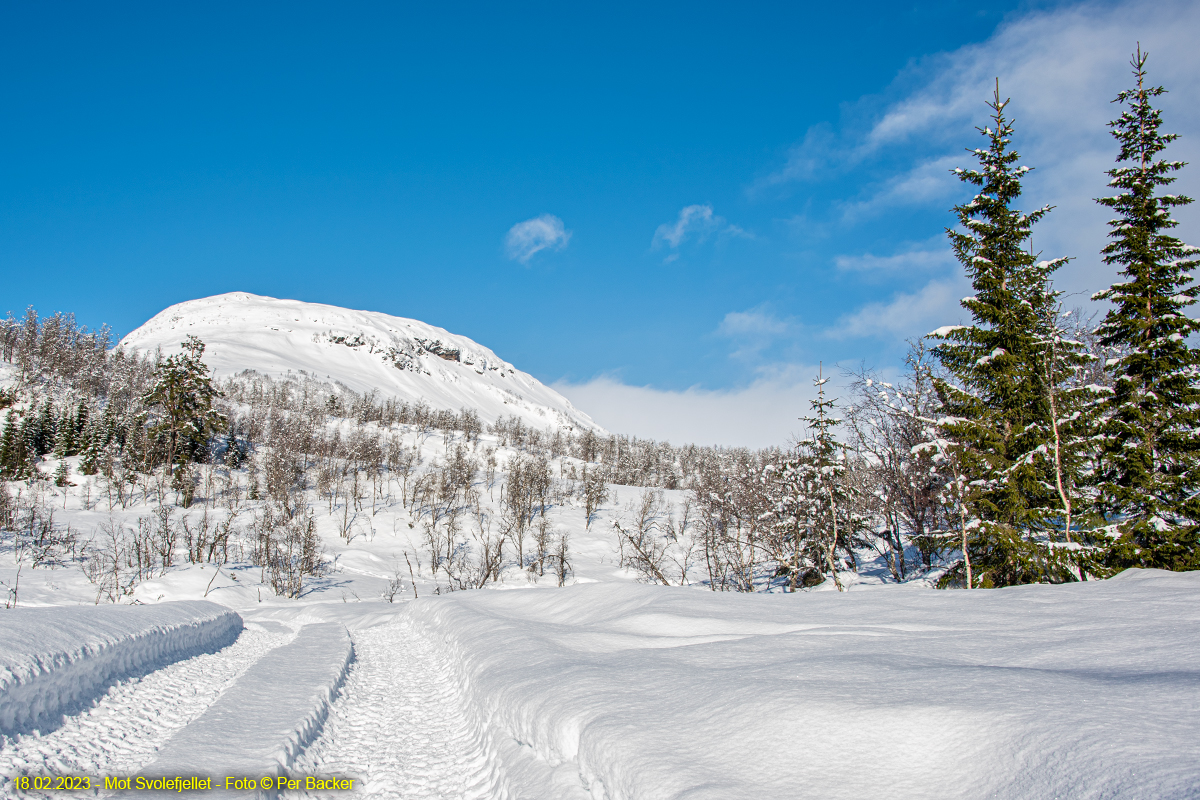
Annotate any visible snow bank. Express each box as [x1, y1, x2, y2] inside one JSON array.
[[408, 570, 1200, 800], [141, 622, 353, 795], [0, 601, 242, 738]]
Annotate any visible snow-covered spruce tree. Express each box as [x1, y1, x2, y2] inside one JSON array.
[[0, 411, 32, 479], [929, 83, 1078, 587], [1092, 48, 1200, 571], [794, 367, 863, 591], [141, 335, 227, 501]]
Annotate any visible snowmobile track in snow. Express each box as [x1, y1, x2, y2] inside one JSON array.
[[0, 623, 293, 798], [287, 617, 504, 800]]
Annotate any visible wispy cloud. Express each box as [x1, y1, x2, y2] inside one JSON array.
[[652, 204, 721, 248], [837, 155, 963, 222], [504, 214, 571, 264], [834, 239, 955, 273], [652, 205, 748, 261], [754, 123, 845, 190], [830, 277, 968, 340], [716, 306, 794, 360]]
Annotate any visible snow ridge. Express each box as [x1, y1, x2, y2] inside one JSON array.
[[141, 622, 353, 794], [0, 624, 291, 794], [120, 293, 602, 432], [0, 602, 242, 738]]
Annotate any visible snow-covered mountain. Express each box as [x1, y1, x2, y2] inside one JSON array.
[[120, 293, 602, 431]]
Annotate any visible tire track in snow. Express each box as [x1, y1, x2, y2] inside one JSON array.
[[289, 617, 503, 800], [0, 623, 292, 797]]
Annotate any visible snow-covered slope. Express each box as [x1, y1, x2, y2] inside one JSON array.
[[410, 571, 1200, 799], [120, 293, 602, 431]]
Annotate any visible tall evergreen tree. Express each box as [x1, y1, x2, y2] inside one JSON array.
[[795, 367, 862, 591], [930, 83, 1075, 586], [142, 335, 226, 488], [1092, 47, 1200, 570], [0, 411, 23, 479], [33, 399, 56, 457]]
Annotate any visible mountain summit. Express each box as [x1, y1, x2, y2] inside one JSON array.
[[120, 292, 601, 431]]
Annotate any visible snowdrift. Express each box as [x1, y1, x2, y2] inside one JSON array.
[[0, 601, 242, 737], [143, 622, 353, 793], [408, 570, 1200, 800], [120, 293, 601, 431]]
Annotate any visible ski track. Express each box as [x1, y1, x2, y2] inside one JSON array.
[[0, 623, 292, 798], [290, 617, 498, 800]]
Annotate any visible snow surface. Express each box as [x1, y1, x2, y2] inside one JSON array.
[[142, 622, 352, 793], [6, 573, 1199, 799], [287, 616, 505, 800], [0, 623, 291, 791], [406, 570, 1200, 799], [0, 602, 241, 738], [119, 293, 602, 431]]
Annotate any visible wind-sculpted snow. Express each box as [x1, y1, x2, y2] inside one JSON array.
[[407, 569, 1200, 800], [120, 293, 602, 431], [141, 622, 353, 794], [0, 602, 242, 739], [0, 623, 290, 794]]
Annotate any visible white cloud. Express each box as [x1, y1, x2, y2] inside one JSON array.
[[838, 155, 963, 222], [652, 205, 748, 256], [653, 204, 721, 248], [834, 240, 955, 273], [753, 124, 843, 190], [716, 306, 793, 360], [717, 307, 789, 338], [554, 373, 825, 448], [831, 276, 969, 341], [504, 214, 571, 263]]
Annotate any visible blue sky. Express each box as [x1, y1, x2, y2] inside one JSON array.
[[2, 0, 1197, 445]]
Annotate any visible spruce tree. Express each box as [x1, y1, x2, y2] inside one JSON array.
[[54, 459, 69, 488], [930, 83, 1074, 586], [142, 335, 226, 489], [795, 367, 861, 591], [33, 400, 56, 457], [0, 411, 19, 479], [1092, 47, 1200, 570], [78, 425, 100, 476], [53, 405, 73, 459]]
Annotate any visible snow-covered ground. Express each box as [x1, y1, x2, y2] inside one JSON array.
[[4, 445, 1198, 799], [0, 601, 240, 738], [407, 572, 1200, 799], [4, 559, 1198, 798], [120, 293, 601, 432]]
